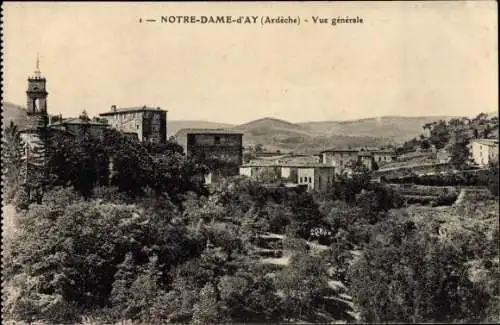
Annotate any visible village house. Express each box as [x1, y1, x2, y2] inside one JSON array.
[[239, 161, 335, 192], [99, 105, 168, 143], [50, 117, 109, 139], [320, 149, 360, 174], [371, 149, 396, 165], [470, 139, 499, 167], [320, 147, 395, 174], [184, 129, 244, 184]]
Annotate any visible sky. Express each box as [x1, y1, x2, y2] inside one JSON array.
[[2, 1, 498, 124]]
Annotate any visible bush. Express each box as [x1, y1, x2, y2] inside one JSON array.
[[348, 223, 492, 323], [434, 192, 458, 206]]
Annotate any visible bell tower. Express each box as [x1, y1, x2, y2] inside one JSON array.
[[20, 55, 50, 192], [26, 54, 48, 124]]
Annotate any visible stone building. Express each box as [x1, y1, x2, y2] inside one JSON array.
[[17, 58, 83, 196], [19, 58, 51, 184], [297, 165, 335, 192], [470, 139, 499, 167], [185, 129, 244, 184], [320, 149, 360, 172], [359, 153, 374, 171], [99, 105, 167, 143], [320, 147, 396, 174], [239, 161, 335, 192], [50, 117, 109, 139], [371, 149, 396, 165]]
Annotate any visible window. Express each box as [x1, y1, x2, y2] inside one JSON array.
[[214, 136, 221, 144], [299, 177, 303, 183], [309, 177, 312, 183]]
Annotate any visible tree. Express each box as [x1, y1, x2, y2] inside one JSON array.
[[420, 139, 431, 151], [429, 120, 451, 150], [450, 139, 470, 169], [275, 253, 354, 322], [217, 269, 283, 323], [2, 121, 25, 201], [47, 132, 109, 198], [191, 283, 221, 324], [485, 161, 499, 197], [348, 223, 491, 323], [79, 110, 90, 121], [482, 124, 492, 138]]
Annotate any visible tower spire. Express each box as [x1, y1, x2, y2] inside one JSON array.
[[34, 53, 41, 77]]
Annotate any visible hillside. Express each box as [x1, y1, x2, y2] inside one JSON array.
[[233, 117, 317, 152], [2, 101, 27, 130], [232, 117, 396, 153], [173, 117, 394, 154], [5, 100, 464, 154], [299, 116, 457, 144], [234, 117, 310, 135]]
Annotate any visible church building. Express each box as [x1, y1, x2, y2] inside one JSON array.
[[19, 57, 52, 185]]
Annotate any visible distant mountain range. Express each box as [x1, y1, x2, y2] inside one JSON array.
[[4, 100, 492, 154], [171, 116, 459, 154]]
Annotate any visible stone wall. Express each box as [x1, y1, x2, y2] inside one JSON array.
[[187, 133, 243, 181]]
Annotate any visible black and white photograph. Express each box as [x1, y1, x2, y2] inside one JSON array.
[[1, 1, 498, 324]]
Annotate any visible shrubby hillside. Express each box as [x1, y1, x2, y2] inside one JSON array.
[[2, 117, 498, 324]]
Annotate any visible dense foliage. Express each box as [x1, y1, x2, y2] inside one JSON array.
[[397, 113, 498, 155], [348, 215, 496, 323], [3, 114, 498, 324], [2, 121, 25, 200]]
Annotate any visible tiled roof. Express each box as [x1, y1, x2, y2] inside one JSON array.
[[99, 106, 166, 116], [320, 148, 359, 153], [372, 150, 396, 154], [50, 118, 108, 126], [242, 160, 333, 168], [472, 139, 499, 147], [182, 128, 243, 135]]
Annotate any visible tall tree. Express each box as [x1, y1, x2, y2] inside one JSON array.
[[2, 121, 25, 201], [450, 138, 470, 169], [429, 120, 451, 150]]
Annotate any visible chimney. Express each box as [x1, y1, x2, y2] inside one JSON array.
[[111, 105, 117, 112]]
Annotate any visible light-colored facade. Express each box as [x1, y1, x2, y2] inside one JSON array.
[[436, 149, 451, 164], [99, 105, 167, 143], [359, 154, 374, 171], [470, 139, 499, 166], [320, 150, 359, 174], [371, 150, 396, 165], [239, 162, 335, 192], [320, 148, 396, 174]]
